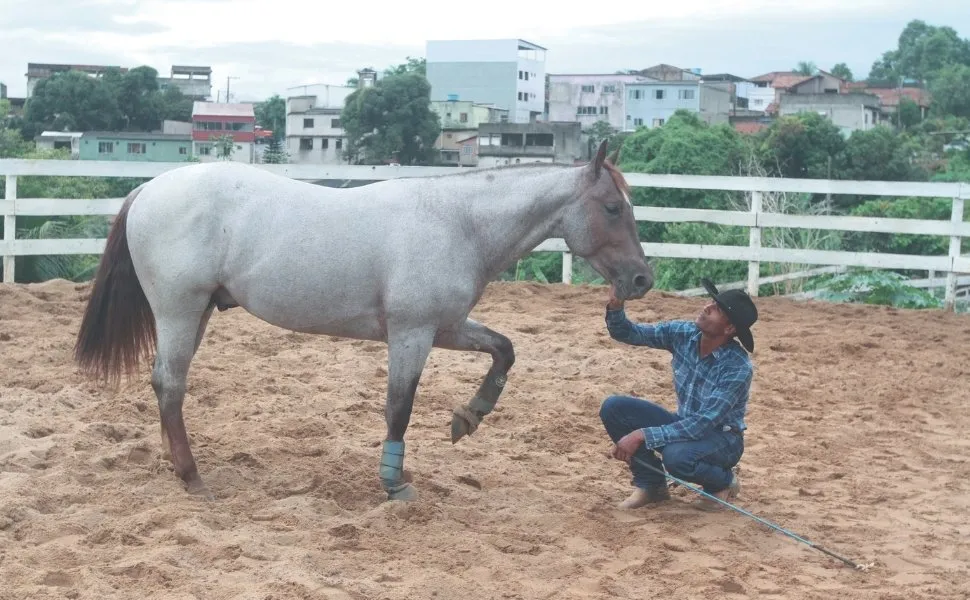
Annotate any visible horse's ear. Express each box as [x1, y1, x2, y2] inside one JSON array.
[[607, 146, 620, 165], [588, 139, 609, 179]]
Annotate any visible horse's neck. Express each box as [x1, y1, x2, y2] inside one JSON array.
[[459, 167, 578, 278]]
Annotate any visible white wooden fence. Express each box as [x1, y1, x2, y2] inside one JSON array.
[[2, 159, 968, 310]]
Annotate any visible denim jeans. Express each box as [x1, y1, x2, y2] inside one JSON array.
[[599, 394, 744, 493]]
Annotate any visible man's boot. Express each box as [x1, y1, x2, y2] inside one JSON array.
[[618, 484, 670, 509]]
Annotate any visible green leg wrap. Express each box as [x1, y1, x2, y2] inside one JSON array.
[[379, 440, 407, 492]]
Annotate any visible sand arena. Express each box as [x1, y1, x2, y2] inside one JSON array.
[[1, 279, 968, 599]]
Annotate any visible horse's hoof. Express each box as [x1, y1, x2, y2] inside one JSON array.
[[386, 482, 418, 502], [450, 406, 480, 443], [185, 478, 215, 502]]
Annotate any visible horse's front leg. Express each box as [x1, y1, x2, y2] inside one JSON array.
[[380, 325, 435, 502], [435, 318, 515, 443]]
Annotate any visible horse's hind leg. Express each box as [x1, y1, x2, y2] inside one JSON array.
[[159, 301, 214, 464], [152, 296, 214, 500], [434, 318, 515, 443]]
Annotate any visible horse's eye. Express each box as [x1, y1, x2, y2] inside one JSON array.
[[605, 203, 621, 216]]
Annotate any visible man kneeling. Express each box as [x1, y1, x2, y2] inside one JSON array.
[[600, 278, 758, 510]]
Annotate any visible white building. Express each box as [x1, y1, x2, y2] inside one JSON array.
[[547, 73, 656, 131], [426, 39, 547, 124], [285, 84, 355, 165]]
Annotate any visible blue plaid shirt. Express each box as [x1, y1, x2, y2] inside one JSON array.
[[605, 308, 752, 449]]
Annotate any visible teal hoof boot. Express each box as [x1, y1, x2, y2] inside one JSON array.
[[386, 482, 418, 502]]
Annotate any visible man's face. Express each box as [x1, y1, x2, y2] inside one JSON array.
[[696, 300, 736, 338]]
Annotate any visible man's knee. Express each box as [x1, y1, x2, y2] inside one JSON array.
[[599, 394, 632, 423], [661, 444, 696, 478]]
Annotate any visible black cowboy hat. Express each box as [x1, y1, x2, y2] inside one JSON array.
[[700, 278, 758, 353]]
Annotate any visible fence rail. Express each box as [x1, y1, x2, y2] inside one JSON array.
[[1, 159, 967, 310]]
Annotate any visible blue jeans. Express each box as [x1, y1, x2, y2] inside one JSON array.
[[599, 395, 744, 493]]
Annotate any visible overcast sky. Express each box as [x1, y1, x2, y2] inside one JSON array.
[[1, 0, 968, 102]]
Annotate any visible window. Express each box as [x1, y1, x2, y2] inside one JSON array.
[[602, 84, 616, 93], [525, 133, 554, 147], [599, 106, 608, 115], [679, 89, 695, 100], [322, 138, 329, 149], [127, 142, 146, 154], [652, 118, 665, 127], [629, 89, 643, 100], [459, 112, 468, 123], [179, 146, 187, 155], [577, 106, 597, 115], [633, 118, 643, 126], [300, 137, 313, 150], [336, 139, 342, 150], [198, 144, 212, 155], [98, 141, 113, 153], [581, 85, 594, 93], [654, 90, 665, 100], [331, 118, 341, 128], [304, 118, 314, 128]]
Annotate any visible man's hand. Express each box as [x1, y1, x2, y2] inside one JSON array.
[[611, 429, 645, 463], [607, 286, 624, 311]]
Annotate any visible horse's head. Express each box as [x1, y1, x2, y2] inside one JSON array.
[[562, 140, 653, 301]]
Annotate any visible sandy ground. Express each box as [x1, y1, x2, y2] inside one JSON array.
[[1, 279, 968, 600]]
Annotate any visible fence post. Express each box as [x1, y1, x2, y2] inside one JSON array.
[[747, 191, 762, 296], [3, 175, 15, 284], [944, 193, 965, 312], [562, 251, 572, 284]]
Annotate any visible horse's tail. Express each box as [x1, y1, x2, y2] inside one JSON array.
[[74, 183, 157, 385]]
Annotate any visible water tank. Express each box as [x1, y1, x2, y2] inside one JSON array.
[[691, 68, 702, 75], [447, 93, 459, 101]]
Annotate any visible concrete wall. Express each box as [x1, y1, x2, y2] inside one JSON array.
[[779, 93, 882, 135], [80, 135, 191, 161], [285, 87, 354, 165], [698, 85, 732, 125], [625, 82, 700, 129], [426, 39, 546, 123], [478, 121, 583, 165], [547, 74, 653, 131]]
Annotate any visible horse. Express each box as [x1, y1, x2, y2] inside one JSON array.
[[73, 140, 653, 502]]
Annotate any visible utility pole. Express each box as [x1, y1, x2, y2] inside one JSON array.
[[226, 76, 240, 102]]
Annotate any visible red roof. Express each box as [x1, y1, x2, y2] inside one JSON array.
[[861, 87, 931, 107], [750, 71, 813, 90], [733, 121, 769, 135]]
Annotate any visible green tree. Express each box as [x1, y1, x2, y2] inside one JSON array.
[[340, 71, 440, 165], [830, 63, 854, 81], [213, 134, 235, 160], [254, 94, 285, 139], [756, 111, 845, 180], [261, 137, 288, 163], [928, 64, 970, 118], [24, 70, 123, 134], [839, 125, 927, 183], [384, 57, 426, 77], [896, 97, 923, 128], [794, 61, 817, 76], [867, 19, 970, 84]]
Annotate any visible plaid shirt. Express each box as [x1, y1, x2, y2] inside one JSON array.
[[606, 308, 752, 449]]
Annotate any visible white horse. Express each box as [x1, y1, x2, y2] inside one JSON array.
[[74, 140, 653, 501]]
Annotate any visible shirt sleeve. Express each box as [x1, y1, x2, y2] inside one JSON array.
[[640, 362, 752, 449], [605, 308, 682, 352]]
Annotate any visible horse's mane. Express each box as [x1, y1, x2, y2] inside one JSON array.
[[432, 160, 631, 198]]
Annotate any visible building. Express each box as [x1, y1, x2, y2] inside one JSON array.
[[426, 39, 547, 123], [778, 92, 882, 136], [845, 82, 931, 122], [191, 101, 256, 163], [25, 62, 129, 98], [637, 64, 703, 82], [624, 81, 731, 130], [158, 66, 212, 100], [78, 131, 192, 161], [34, 132, 82, 157], [476, 121, 583, 168], [546, 73, 655, 132], [747, 71, 813, 113], [430, 98, 508, 165], [700, 73, 756, 112], [284, 84, 355, 165]]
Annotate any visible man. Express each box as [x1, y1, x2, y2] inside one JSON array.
[[599, 277, 758, 510]]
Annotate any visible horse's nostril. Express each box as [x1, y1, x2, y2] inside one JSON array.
[[634, 274, 649, 290]]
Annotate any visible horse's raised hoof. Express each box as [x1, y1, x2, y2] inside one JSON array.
[[386, 482, 418, 502], [450, 405, 481, 444]]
